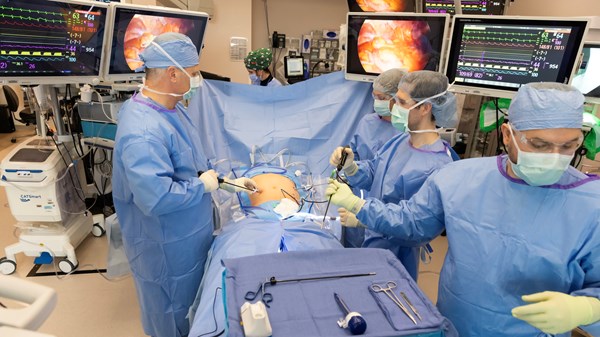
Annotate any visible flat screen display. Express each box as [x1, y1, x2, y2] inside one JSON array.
[[0, 0, 108, 84], [423, 0, 506, 15], [105, 4, 208, 81], [346, 12, 449, 82], [445, 16, 589, 98], [347, 0, 415, 12], [285, 58, 304, 77], [572, 43, 600, 103]]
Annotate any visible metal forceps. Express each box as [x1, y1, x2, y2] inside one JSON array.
[[370, 281, 417, 325], [245, 282, 273, 308]]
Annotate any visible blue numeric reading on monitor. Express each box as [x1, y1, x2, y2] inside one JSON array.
[[455, 24, 571, 88], [0, 0, 107, 80]]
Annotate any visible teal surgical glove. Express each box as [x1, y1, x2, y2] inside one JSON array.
[[325, 179, 364, 214], [220, 177, 258, 194], [512, 291, 600, 334], [338, 207, 365, 228], [329, 147, 358, 176]]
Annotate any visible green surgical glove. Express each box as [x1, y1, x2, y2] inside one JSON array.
[[512, 291, 600, 334], [338, 207, 364, 228], [325, 179, 364, 214]]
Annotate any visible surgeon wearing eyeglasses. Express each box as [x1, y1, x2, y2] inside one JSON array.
[[326, 82, 600, 337], [330, 71, 459, 280]]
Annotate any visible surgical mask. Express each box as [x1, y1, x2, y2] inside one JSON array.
[[390, 104, 409, 131], [373, 99, 392, 117], [142, 41, 202, 100], [249, 73, 260, 83], [508, 126, 573, 186], [391, 90, 448, 133]]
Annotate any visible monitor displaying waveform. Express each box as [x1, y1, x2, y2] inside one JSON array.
[[346, 12, 450, 82], [445, 16, 589, 98], [105, 3, 208, 82], [347, 0, 415, 12], [0, 0, 108, 84], [423, 0, 506, 15], [572, 42, 600, 103]]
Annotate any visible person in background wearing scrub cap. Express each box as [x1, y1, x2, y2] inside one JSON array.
[[344, 68, 406, 248], [330, 70, 459, 279], [244, 47, 282, 87], [326, 82, 600, 337], [112, 32, 257, 337]]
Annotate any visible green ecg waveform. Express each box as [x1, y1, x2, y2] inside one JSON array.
[[0, 5, 65, 24]]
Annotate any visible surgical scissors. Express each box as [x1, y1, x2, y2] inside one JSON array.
[[245, 282, 273, 308], [370, 281, 417, 325]]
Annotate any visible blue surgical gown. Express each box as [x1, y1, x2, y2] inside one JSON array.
[[345, 113, 397, 248], [112, 93, 214, 337], [251, 76, 282, 87], [357, 155, 600, 337], [349, 113, 397, 162], [348, 133, 455, 279]]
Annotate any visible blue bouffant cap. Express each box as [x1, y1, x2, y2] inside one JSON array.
[[509, 82, 584, 130], [136, 32, 199, 72]]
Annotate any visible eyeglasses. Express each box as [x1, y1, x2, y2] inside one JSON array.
[[511, 126, 583, 155], [372, 93, 393, 101], [392, 95, 415, 107]]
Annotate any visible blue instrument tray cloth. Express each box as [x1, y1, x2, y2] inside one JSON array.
[[222, 248, 457, 337]]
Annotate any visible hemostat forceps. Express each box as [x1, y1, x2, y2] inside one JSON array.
[[370, 281, 417, 325]]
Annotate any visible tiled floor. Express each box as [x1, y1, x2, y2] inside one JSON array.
[[0, 126, 447, 337]]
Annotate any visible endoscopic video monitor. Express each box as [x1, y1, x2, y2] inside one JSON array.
[[571, 42, 600, 104], [103, 3, 208, 82], [445, 15, 589, 99], [347, 0, 416, 12], [346, 12, 450, 82], [0, 0, 109, 85], [423, 0, 507, 15]]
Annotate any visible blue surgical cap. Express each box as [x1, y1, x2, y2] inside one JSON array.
[[399, 70, 458, 128], [373, 68, 407, 97], [509, 82, 584, 131], [136, 32, 199, 72]]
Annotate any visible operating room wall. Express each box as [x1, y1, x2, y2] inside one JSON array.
[[505, 0, 600, 17], [251, 0, 347, 50], [198, 0, 253, 83]]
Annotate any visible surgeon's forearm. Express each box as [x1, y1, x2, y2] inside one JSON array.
[[137, 178, 206, 216], [357, 198, 442, 245], [346, 161, 373, 189]]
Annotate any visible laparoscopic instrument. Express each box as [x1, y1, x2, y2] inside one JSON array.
[[245, 272, 376, 308], [197, 170, 256, 192], [371, 281, 420, 325], [324, 145, 350, 222], [334, 292, 367, 335]]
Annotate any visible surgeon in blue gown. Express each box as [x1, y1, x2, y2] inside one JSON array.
[[345, 68, 405, 248], [331, 71, 458, 280], [113, 33, 256, 337], [326, 82, 600, 337]]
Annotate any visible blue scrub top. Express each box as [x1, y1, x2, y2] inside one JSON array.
[[348, 133, 456, 279], [357, 155, 600, 337]]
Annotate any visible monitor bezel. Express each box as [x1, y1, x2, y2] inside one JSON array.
[[444, 15, 590, 99], [574, 41, 600, 104], [345, 11, 451, 83], [101, 2, 209, 83], [0, 0, 110, 85]]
